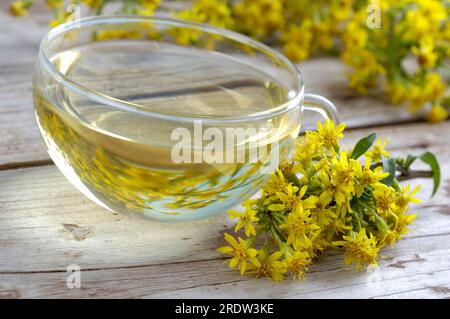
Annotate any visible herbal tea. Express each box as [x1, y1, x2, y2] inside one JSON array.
[[34, 40, 300, 220]]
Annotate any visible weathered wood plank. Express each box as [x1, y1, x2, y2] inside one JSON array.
[[0, 9, 421, 167], [0, 122, 449, 298], [0, 13, 50, 167], [0, 236, 449, 298]]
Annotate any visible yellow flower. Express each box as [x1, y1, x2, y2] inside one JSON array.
[[395, 184, 421, 213], [217, 233, 260, 275], [365, 139, 389, 162], [355, 158, 389, 197], [81, 0, 102, 9], [426, 104, 449, 123], [343, 18, 368, 49], [46, 0, 63, 9], [281, 21, 313, 62], [269, 184, 318, 213], [409, 73, 446, 112], [313, 119, 346, 151], [283, 251, 311, 281], [248, 250, 286, 281], [293, 134, 322, 174], [262, 169, 288, 195], [412, 37, 438, 68], [282, 41, 309, 62], [279, 204, 320, 249], [401, 0, 447, 42], [95, 30, 142, 41], [139, 0, 160, 10], [228, 206, 259, 237], [331, 151, 361, 212], [10, 1, 31, 16], [327, 216, 353, 235], [313, 20, 334, 50], [311, 193, 336, 226], [174, 0, 231, 46], [318, 168, 336, 205], [381, 209, 416, 247], [233, 0, 284, 38], [333, 229, 379, 271], [373, 183, 397, 218], [341, 46, 384, 94], [386, 79, 409, 105], [178, 0, 232, 28]]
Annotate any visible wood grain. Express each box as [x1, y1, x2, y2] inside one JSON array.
[[1, 122, 449, 298]]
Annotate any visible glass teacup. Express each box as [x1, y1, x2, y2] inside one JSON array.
[[33, 16, 338, 222]]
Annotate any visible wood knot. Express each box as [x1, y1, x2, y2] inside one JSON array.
[[61, 224, 91, 241]]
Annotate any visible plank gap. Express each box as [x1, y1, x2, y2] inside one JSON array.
[[0, 159, 54, 171]]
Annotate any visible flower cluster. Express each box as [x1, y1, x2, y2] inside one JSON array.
[[341, 0, 449, 122], [218, 120, 437, 281], [10, 0, 161, 26]]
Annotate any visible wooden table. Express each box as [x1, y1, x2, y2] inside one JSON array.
[[1, 9, 449, 299]]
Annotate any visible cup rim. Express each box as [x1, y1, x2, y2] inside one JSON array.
[[39, 15, 305, 124]]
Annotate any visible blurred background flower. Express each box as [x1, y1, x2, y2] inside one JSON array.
[[9, 0, 450, 121]]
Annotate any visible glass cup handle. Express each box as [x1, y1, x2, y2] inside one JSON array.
[[303, 93, 340, 124]]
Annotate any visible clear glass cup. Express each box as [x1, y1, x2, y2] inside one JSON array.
[[33, 16, 338, 222]]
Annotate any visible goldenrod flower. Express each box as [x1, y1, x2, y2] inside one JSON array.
[[283, 251, 311, 281], [269, 184, 318, 214], [248, 250, 286, 281], [228, 206, 259, 237], [293, 134, 322, 174], [177, 0, 232, 30], [395, 184, 421, 213], [281, 22, 313, 62], [81, 0, 103, 9], [217, 233, 260, 275], [412, 37, 438, 68], [313, 119, 346, 151], [327, 216, 353, 235], [381, 209, 416, 247], [45, 0, 63, 9], [232, 0, 284, 39], [279, 205, 320, 250], [355, 158, 389, 197], [262, 169, 288, 194], [365, 139, 389, 163], [331, 151, 361, 211], [334, 229, 379, 271], [10, 0, 31, 16], [311, 193, 337, 226], [409, 73, 446, 113], [426, 104, 449, 123], [373, 183, 397, 218], [318, 169, 336, 205]]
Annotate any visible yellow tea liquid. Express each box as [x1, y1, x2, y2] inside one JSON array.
[[34, 41, 300, 221]]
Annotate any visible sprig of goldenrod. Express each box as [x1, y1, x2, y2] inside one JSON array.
[[218, 120, 440, 281], [341, 0, 450, 122]]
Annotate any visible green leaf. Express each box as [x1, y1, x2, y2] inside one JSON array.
[[420, 152, 441, 197], [404, 154, 418, 171], [381, 157, 396, 186], [350, 133, 376, 159]]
